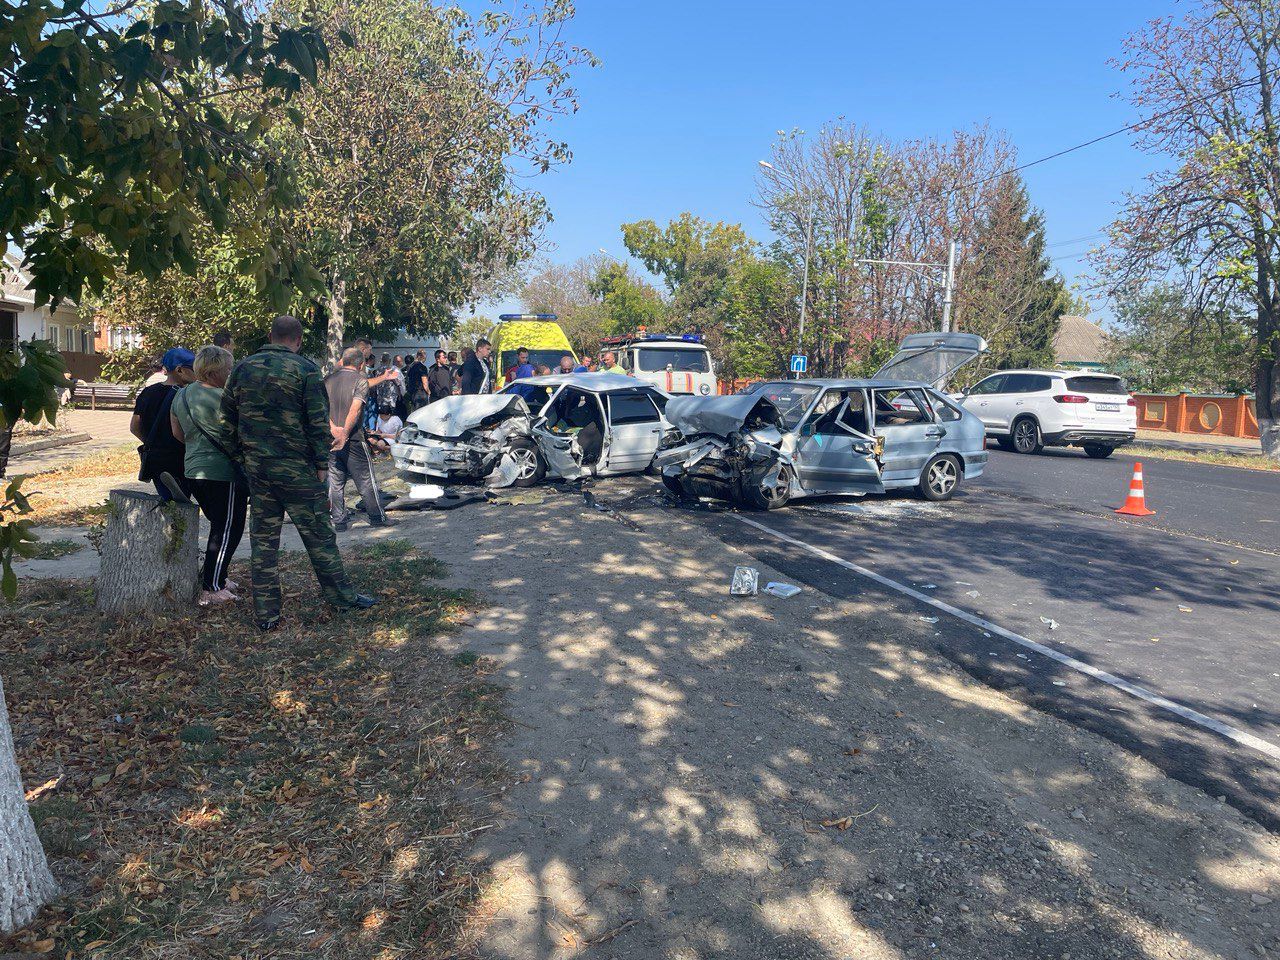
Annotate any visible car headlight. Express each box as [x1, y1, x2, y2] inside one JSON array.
[[699, 383, 712, 395]]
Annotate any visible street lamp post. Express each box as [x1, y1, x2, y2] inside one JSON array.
[[759, 160, 813, 378]]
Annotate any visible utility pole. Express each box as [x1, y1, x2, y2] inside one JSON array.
[[759, 160, 814, 379], [940, 240, 956, 333]]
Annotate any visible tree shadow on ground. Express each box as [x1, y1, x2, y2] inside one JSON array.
[[416, 481, 1280, 960]]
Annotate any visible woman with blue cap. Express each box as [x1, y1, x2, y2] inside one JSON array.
[[131, 346, 195, 500]]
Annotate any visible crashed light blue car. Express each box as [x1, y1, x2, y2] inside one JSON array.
[[652, 332, 989, 510]]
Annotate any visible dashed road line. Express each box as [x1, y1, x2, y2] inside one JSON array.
[[733, 513, 1280, 764]]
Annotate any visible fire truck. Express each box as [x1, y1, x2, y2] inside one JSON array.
[[598, 331, 717, 396]]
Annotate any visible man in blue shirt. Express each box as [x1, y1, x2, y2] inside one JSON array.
[[509, 347, 536, 381]]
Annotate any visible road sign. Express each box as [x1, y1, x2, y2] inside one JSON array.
[[790, 354, 808, 374]]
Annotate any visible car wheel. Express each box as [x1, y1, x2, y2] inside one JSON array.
[[1082, 443, 1115, 459], [508, 438, 546, 487], [995, 434, 1016, 452], [1011, 416, 1043, 454], [737, 465, 794, 511], [918, 454, 962, 502]]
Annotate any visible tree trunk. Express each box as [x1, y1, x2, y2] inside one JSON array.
[[0, 674, 57, 934], [96, 489, 199, 614], [326, 273, 346, 370], [1259, 355, 1279, 459], [0, 422, 12, 480]]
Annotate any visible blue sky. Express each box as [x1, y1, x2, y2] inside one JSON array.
[[500, 0, 1174, 318]]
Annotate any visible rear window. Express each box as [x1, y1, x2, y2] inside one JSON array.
[[1065, 375, 1128, 395], [635, 347, 711, 373]]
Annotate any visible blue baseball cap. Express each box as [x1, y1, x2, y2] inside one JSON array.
[[162, 347, 195, 371]]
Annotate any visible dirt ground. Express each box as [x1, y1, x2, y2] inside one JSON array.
[[13, 453, 1280, 958], [409, 476, 1280, 960]]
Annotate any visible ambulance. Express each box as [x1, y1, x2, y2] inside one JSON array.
[[599, 331, 718, 396], [489, 314, 577, 389]]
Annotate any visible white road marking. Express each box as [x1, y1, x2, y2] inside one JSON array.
[[734, 514, 1280, 764]]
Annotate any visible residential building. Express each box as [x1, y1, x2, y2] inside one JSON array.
[[1052, 314, 1111, 372], [2, 250, 102, 380]]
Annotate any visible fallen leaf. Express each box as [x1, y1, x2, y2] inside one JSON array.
[[822, 816, 854, 830]]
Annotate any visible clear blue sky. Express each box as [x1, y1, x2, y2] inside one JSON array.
[[500, 0, 1173, 318]]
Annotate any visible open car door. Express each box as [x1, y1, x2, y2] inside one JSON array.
[[790, 389, 885, 495], [874, 332, 987, 387], [530, 385, 601, 480]]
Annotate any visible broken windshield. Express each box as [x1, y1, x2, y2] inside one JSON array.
[[745, 383, 821, 430]]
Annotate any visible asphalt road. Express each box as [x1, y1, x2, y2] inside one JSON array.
[[681, 445, 1280, 828]]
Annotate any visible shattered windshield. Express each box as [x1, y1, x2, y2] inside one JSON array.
[[746, 383, 821, 430]]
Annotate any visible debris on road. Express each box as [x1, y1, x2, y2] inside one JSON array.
[[731, 565, 760, 596], [1039, 616, 1060, 630], [487, 488, 550, 507], [763, 581, 801, 598], [485, 452, 521, 489], [919, 616, 940, 624]]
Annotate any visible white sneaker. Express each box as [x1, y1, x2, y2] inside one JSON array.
[[198, 588, 237, 606]]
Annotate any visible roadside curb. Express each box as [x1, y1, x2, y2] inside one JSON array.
[[1132, 438, 1263, 457], [11, 432, 92, 458]]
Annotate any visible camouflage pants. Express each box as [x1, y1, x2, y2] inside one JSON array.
[[248, 475, 358, 623]]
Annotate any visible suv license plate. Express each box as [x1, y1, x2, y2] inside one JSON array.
[[1095, 402, 1121, 412]]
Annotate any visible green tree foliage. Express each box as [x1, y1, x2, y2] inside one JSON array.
[[1, 0, 332, 308], [0, 340, 68, 597], [960, 176, 1066, 384], [621, 214, 755, 373], [93, 0, 594, 366], [1106, 285, 1255, 393], [723, 258, 795, 380], [589, 263, 665, 334]]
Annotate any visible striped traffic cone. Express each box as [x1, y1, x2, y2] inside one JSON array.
[[1115, 461, 1156, 516]]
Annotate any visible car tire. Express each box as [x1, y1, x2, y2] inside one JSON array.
[[1083, 443, 1116, 459], [918, 454, 962, 502], [995, 434, 1016, 452], [661, 472, 694, 500], [1011, 416, 1043, 454], [736, 465, 794, 511], [507, 438, 546, 487]]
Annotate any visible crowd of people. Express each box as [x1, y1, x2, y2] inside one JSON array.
[[127, 322, 628, 625]]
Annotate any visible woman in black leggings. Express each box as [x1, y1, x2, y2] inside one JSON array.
[[170, 344, 249, 605]]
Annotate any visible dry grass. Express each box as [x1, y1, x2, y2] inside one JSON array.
[[14, 445, 141, 526], [1133, 444, 1277, 472], [1, 540, 503, 959]]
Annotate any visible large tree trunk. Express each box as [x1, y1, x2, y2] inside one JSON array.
[[0, 422, 12, 480], [0, 674, 57, 934], [96, 489, 199, 614], [1259, 355, 1279, 459], [326, 272, 346, 371]]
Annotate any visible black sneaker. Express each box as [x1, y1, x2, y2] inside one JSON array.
[[257, 617, 281, 632], [368, 518, 395, 528], [333, 519, 349, 532], [350, 593, 377, 609]]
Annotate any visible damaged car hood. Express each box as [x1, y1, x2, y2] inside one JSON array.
[[664, 394, 782, 437], [406, 394, 530, 438]]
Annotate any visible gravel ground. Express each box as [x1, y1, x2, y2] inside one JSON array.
[[409, 477, 1280, 960]]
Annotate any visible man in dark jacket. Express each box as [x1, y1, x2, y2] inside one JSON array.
[[427, 349, 454, 402], [221, 315, 375, 631], [460, 338, 493, 395]]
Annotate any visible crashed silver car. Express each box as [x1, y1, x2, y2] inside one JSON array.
[[653, 332, 989, 509], [391, 373, 672, 486]]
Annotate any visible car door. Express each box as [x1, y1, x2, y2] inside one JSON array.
[[960, 374, 1007, 429], [790, 389, 884, 494], [873, 387, 946, 482], [600, 389, 665, 474], [530, 384, 594, 479]]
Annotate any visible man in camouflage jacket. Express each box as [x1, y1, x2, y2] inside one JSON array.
[[221, 315, 376, 630]]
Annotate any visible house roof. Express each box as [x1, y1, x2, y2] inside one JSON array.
[[2, 249, 78, 314], [1052, 314, 1110, 365]]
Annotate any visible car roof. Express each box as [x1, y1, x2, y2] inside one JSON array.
[[755, 378, 942, 390], [976, 369, 1122, 379], [504, 372, 668, 394]]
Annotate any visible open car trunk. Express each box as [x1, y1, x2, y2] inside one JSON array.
[[873, 332, 988, 387]]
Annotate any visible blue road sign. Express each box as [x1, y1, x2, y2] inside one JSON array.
[[790, 354, 808, 374]]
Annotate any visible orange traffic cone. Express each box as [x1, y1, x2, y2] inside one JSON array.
[[1115, 461, 1156, 516]]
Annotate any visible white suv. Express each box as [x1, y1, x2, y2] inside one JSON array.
[[957, 370, 1137, 458]]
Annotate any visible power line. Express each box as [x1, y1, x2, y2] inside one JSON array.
[[946, 71, 1276, 198]]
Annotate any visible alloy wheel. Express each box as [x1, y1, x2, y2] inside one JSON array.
[[511, 447, 540, 480], [928, 457, 958, 496], [1014, 420, 1037, 453]]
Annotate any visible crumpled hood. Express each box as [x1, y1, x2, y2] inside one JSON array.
[[406, 394, 530, 438], [665, 394, 782, 437]]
